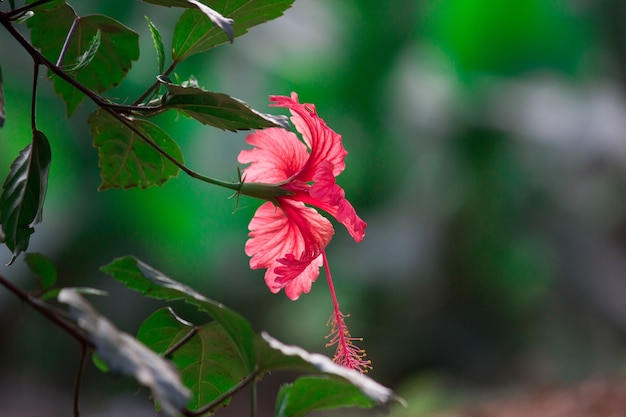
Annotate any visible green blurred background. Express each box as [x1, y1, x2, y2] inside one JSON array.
[[3, 0, 626, 415]]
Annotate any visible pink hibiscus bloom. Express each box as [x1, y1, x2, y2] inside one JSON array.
[[238, 93, 370, 372], [238, 92, 366, 300]]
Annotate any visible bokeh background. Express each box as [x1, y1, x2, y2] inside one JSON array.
[[3, 0, 626, 415]]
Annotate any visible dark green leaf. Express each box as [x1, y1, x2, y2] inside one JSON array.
[[101, 256, 257, 371], [145, 16, 165, 74], [58, 289, 190, 417], [171, 0, 295, 61], [158, 76, 289, 131], [88, 110, 183, 190], [65, 29, 101, 72], [27, 4, 139, 116], [142, 0, 234, 44], [276, 376, 376, 417], [138, 308, 250, 410], [0, 131, 51, 265], [24, 252, 57, 289], [0, 64, 4, 128], [25, 0, 64, 11]]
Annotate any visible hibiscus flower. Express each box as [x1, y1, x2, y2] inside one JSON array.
[[238, 93, 366, 299], [237, 92, 370, 371]]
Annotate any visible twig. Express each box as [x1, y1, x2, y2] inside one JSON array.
[[0, 274, 92, 347], [73, 343, 88, 417]]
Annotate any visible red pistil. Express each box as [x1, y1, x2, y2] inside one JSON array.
[[322, 250, 371, 373]]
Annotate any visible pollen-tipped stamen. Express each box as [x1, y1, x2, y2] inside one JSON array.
[[322, 250, 372, 373]]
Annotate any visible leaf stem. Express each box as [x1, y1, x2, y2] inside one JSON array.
[[132, 60, 178, 106], [57, 16, 80, 67]]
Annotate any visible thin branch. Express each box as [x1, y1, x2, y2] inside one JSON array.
[[5, 0, 55, 19], [31, 61, 39, 132], [0, 14, 244, 194], [0, 274, 93, 347], [73, 343, 88, 417]]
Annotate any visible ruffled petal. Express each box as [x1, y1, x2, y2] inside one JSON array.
[[270, 93, 346, 181], [293, 161, 367, 242], [245, 200, 334, 299], [238, 127, 309, 184]]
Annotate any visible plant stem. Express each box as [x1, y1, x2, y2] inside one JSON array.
[[73, 343, 88, 417], [162, 326, 199, 357], [31, 61, 38, 132], [6, 0, 54, 19], [0, 13, 244, 194], [0, 274, 92, 347], [57, 16, 80, 67], [132, 60, 178, 106]]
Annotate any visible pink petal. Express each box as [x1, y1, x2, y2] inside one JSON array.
[[270, 93, 347, 181], [245, 200, 334, 299], [297, 161, 367, 242], [238, 127, 309, 184]]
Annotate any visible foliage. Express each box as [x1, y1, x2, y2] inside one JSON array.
[[0, 1, 396, 416]]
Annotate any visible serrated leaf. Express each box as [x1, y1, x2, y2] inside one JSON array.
[[58, 289, 190, 417], [142, 0, 233, 44], [65, 29, 101, 72], [138, 308, 249, 411], [27, 4, 139, 116], [88, 110, 183, 190], [101, 256, 257, 371], [145, 16, 165, 74], [24, 252, 57, 289], [276, 376, 376, 417], [158, 76, 289, 131], [171, 0, 295, 61], [261, 333, 396, 407], [0, 131, 51, 265]]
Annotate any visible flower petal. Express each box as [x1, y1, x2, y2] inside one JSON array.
[[293, 161, 367, 242], [238, 127, 308, 184], [245, 200, 334, 299], [270, 93, 346, 181]]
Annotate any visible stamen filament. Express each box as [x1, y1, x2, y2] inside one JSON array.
[[322, 250, 371, 373]]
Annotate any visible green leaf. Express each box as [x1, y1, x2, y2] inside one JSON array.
[[88, 110, 183, 190], [101, 256, 257, 371], [145, 16, 166, 74], [171, 0, 295, 61], [27, 4, 139, 116], [24, 252, 57, 289], [276, 376, 376, 417], [260, 333, 396, 407], [142, 0, 234, 44], [0, 131, 51, 265], [58, 289, 190, 417], [64, 29, 101, 72], [138, 308, 250, 411], [158, 76, 289, 131]]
